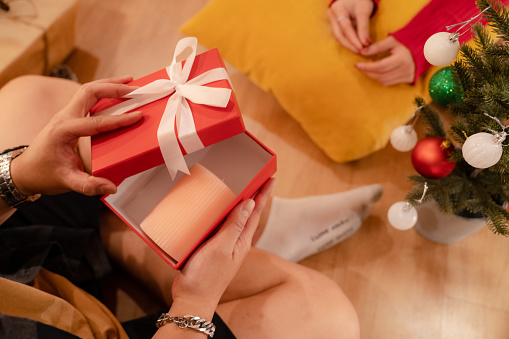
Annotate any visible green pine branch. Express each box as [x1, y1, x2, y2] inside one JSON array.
[[472, 22, 493, 48], [451, 60, 473, 94], [486, 206, 509, 235], [477, 0, 509, 39], [408, 169, 509, 235], [414, 98, 446, 137], [483, 42, 509, 58], [480, 84, 509, 112], [407, 0, 509, 237]]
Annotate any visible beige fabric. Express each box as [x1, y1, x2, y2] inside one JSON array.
[[0, 268, 129, 339]]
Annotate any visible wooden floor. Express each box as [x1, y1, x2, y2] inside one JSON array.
[[67, 1, 509, 338]]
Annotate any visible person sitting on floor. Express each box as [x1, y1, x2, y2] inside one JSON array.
[[0, 75, 361, 339]]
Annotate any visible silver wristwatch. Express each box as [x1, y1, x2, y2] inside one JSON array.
[[0, 146, 41, 208]]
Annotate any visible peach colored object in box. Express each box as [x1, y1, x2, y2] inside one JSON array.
[[140, 163, 236, 262]]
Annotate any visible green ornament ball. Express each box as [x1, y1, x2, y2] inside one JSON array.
[[428, 67, 463, 107]]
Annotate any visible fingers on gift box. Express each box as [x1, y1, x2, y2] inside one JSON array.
[[90, 37, 277, 269]]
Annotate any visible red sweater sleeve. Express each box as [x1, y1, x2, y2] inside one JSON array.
[[391, 0, 509, 83]]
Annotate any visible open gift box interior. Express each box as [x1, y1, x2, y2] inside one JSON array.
[[103, 132, 274, 267]]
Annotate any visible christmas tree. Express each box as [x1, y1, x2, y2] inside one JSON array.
[[405, 0, 509, 235]]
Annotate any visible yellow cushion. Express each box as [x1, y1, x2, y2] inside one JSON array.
[[181, 0, 440, 162]]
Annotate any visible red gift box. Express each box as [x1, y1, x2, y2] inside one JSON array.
[[91, 42, 245, 185], [90, 38, 277, 269]]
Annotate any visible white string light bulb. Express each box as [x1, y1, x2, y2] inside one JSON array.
[[424, 32, 460, 66], [390, 106, 423, 152], [462, 113, 507, 169], [424, 6, 491, 66], [388, 183, 428, 231]]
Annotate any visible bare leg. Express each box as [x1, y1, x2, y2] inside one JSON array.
[[0, 75, 80, 149], [217, 249, 360, 339], [101, 214, 360, 339]]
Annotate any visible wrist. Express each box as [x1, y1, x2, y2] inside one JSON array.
[[9, 154, 33, 196], [0, 146, 41, 208], [155, 313, 216, 339], [170, 296, 218, 322], [157, 297, 217, 339]]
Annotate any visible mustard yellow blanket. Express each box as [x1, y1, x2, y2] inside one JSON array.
[[0, 269, 128, 339]]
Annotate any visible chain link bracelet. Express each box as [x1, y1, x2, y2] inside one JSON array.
[[156, 313, 215, 338]]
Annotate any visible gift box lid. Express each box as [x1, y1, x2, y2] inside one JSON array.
[[90, 47, 245, 185]]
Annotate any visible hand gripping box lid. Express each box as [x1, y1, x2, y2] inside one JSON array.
[[90, 37, 277, 269]]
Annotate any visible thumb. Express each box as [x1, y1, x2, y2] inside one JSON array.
[[361, 37, 396, 56], [64, 171, 117, 196], [214, 199, 256, 250]]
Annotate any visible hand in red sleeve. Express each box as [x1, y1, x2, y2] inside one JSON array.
[[328, 0, 375, 53], [355, 36, 415, 86]]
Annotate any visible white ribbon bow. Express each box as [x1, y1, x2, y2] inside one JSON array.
[[95, 37, 232, 179]]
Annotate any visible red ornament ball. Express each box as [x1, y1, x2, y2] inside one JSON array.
[[411, 136, 456, 179]]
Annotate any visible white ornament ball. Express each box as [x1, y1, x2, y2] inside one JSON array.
[[390, 126, 418, 152], [423, 32, 460, 66], [462, 132, 504, 169], [387, 201, 418, 230]]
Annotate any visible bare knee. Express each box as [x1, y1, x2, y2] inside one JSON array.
[[2, 75, 53, 94], [284, 264, 360, 339], [3, 74, 76, 87], [218, 250, 360, 339], [1, 74, 80, 109], [0, 75, 81, 148], [2, 75, 41, 88]]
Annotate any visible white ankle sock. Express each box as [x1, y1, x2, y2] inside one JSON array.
[[255, 184, 383, 262]]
